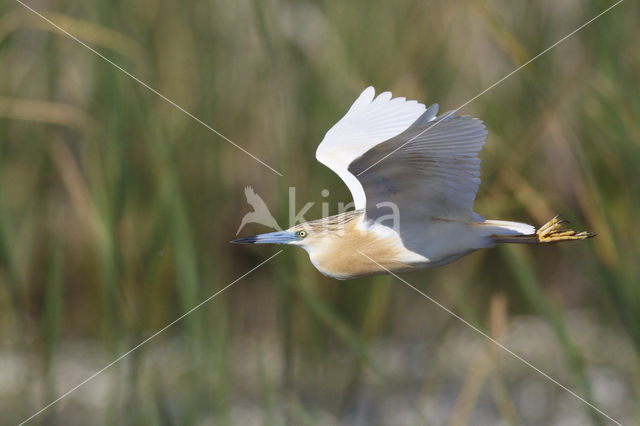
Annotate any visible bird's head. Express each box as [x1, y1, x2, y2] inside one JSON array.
[[231, 211, 361, 257], [231, 213, 357, 255], [231, 223, 320, 250]]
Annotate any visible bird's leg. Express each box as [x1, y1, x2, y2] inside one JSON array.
[[536, 215, 595, 243]]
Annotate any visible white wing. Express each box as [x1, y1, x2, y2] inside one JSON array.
[[348, 111, 488, 224], [316, 87, 436, 209]]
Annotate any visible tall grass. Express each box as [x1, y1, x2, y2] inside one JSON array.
[[0, 0, 638, 424]]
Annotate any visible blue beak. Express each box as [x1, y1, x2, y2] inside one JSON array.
[[231, 231, 297, 245]]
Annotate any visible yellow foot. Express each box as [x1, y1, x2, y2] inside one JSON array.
[[536, 215, 595, 243]]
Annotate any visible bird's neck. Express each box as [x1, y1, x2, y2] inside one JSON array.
[[304, 216, 411, 279]]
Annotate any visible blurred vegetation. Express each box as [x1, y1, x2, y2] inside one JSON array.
[[0, 0, 638, 424]]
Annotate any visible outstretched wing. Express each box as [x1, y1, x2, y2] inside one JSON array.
[[316, 87, 436, 209], [348, 110, 488, 225]]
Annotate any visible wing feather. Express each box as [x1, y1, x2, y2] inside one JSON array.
[[316, 87, 432, 208], [348, 111, 488, 224]]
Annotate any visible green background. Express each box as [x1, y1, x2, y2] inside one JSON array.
[[0, 0, 638, 424]]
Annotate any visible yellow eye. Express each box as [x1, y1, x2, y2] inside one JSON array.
[[297, 230, 307, 239]]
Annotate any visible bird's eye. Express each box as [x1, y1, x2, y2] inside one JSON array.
[[297, 230, 307, 239]]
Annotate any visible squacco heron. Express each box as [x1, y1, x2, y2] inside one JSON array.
[[233, 87, 594, 280]]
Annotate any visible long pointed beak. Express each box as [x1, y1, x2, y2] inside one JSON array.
[[231, 231, 296, 245]]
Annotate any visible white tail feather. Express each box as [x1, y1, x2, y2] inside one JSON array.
[[481, 219, 535, 236], [472, 219, 536, 246]]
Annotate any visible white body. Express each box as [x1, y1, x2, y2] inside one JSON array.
[[294, 210, 533, 280]]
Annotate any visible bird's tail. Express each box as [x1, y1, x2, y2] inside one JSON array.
[[487, 215, 595, 244]]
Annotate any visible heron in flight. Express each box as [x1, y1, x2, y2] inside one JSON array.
[[233, 87, 593, 280]]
